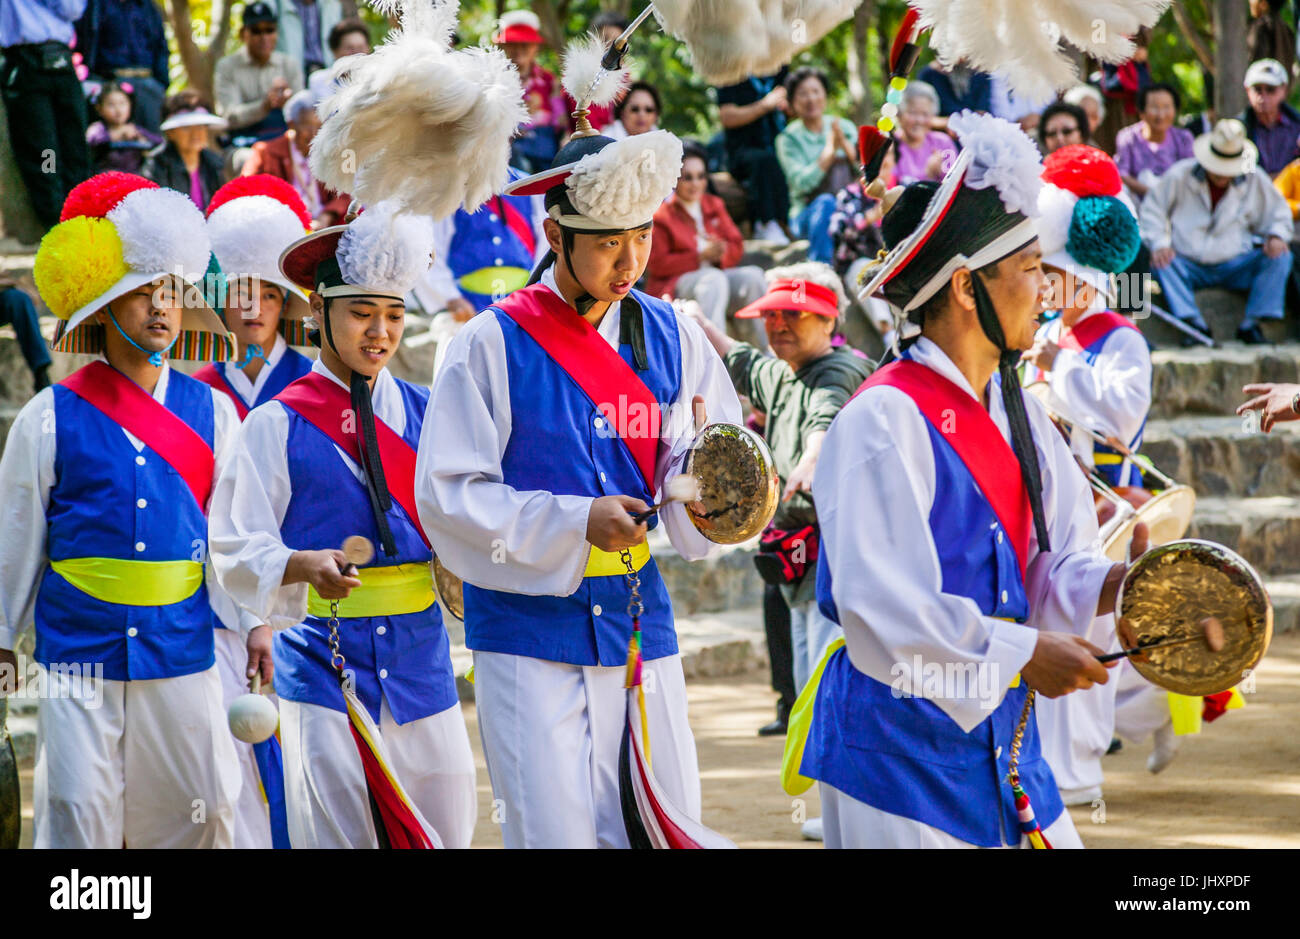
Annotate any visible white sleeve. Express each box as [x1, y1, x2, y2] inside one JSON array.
[[414, 313, 596, 596], [812, 389, 1040, 733], [209, 403, 307, 632], [655, 306, 745, 561], [0, 389, 56, 651], [1047, 329, 1151, 445], [205, 390, 264, 638], [1021, 397, 1118, 649]]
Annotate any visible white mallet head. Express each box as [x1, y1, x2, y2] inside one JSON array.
[[666, 474, 703, 504], [228, 692, 279, 744]]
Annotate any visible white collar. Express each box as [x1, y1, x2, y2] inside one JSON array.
[[97, 355, 170, 404], [540, 264, 623, 350], [223, 333, 287, 404], [309, 356, 405, 433], [906, 337, 1011, 435]]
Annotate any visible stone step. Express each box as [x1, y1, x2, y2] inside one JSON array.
[[1136, 287, 1296, 349], [650, 530, 764, 616], [1186, 496, 1300, 578], [1149, 342, 1300, 419], [1141, 416, 1300, 498]]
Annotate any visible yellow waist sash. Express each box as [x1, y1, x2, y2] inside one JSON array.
[[50, 557, 204, 607], [584, 541, 651, 578], [307, 563, 436, 619], [457, 266, 530, 298]]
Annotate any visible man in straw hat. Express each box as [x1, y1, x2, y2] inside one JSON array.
[[0, 171, 243, 847], [1139, 117, 1293, 345], [209, 202, 476, 848], [415, 114, 743, 848], [785, 111, 1152, 849]]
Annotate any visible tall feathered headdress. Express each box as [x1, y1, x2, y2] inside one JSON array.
[[310, 0, 528, 220]]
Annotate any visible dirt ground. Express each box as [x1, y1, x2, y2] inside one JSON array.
[[17, 633, 1300, 848]]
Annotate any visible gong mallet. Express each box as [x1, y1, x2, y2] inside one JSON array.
[[1097, 616, 1226, 663], [338, 535, 374, 576], [227, 672, 279, 744], [630, 475, 704, 524]]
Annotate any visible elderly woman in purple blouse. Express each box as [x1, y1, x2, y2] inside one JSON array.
[[1115, 82, 1195, 201]]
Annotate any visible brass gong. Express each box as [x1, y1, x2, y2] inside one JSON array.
[[1117, 540, 1272, 696], [681, 422, 779, 544], [433, 557, 465, 622]]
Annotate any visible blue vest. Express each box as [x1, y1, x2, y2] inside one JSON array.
[[462, 287, 683, 666], [448, 196, 537, 310], [36, 369, 217, 681], [1079, 329, 1147, 488], [804, 420, 1064, 846], [221, 346, 313, 412], [271, 378, 458, 724]]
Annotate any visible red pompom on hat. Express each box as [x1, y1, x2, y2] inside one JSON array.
[[1041, 144, 1121, 199], [59, 172, 158, 222], [206, 173, 312, 228]]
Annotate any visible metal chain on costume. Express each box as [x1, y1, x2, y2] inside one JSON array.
[[328, 599, 347, 674], [621, 547, 643, 622], [1006, 687, 1052, 848], [1007, 689, 1035, 786]]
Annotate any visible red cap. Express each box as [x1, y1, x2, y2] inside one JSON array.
[[735, 279, 840, 319], [495, 23, 545, 45]]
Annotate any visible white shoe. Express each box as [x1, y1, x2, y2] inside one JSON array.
[[1059, 784, 1103, 807], [1147, 720, 1180, 773], [800, 816, 823, 841], [756, 220, 790, 246]]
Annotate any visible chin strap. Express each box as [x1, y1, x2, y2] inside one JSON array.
[[106, 308, 179, 367], [970, 273, 1051, 552], [321, 297, 398, 558]]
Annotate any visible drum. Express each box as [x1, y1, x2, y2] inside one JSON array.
[[1117, 540, 1272, 696], [681, 422, 780, 544], [1124, 484, 1197, 547]]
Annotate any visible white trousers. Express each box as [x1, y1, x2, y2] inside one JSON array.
[[278, 695, 477, 848], [1112, 659, 1172, 743], [674, 266, 768, 338], [213, 627, 274, 849], [1036, 678, 1118, 803], [790, 600, 843, 693], [820, 783, 1085, 849], [33, 663, 240, 848], [472, 651, 702, 849]]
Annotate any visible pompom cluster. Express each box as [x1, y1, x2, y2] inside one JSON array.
[[34, 216, 129, 320], [207, 174, 312, 228], [108, 187, 212, 283], [59, 171, 157, 222], [337, 201, 435, 296], [1042, 144, 1121, 198], [948, 110, 1043, 216], [567, 130, 683, 229], [1067, 195, 1141, 275], [208, 193, 311, 283]]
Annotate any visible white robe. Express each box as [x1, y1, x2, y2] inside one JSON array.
[[811, 337, 1116, 847], [0, 361, 245, 848], [414, 269, 742, 848]]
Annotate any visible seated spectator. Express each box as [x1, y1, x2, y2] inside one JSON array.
[[714, 69, 791, 244], [273, 0, 344, 77], [1239, 58, 1300, 177], [143, 91, 227, 211], [214, 2, 303, 150], [495, 10, 565, 174], [646, 143, 767, 337], [603, 81, 660, 140], [1039, 101, 1089, 155], [1140, 119, 1293, 345], [1115, 82, 1195, 201], [242, 89, 348, 229], [915, 59, 992, 116], [0, 283, 51, 390], [1248, 0, 1295, 78], [775, 67, 857, 264], [309, 17, 371, 101], [563, 9, 628, 133], [892, 81, 956, 185], [75, 0, 169, 132], [85, 81, 161, 174], [1064, 84, 1106, 139]]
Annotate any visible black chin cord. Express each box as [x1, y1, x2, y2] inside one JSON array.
[[321, 298, 399, 558], [970, 274, 1051, 552]]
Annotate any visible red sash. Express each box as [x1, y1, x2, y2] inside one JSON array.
[[1058, 311, 1138, 354], [193, 364, 250, 421], [60, 361, 215, 512], [495, 285, 662, 491], [855, 359, 1032, 578], [274, 372, 430, 548], [494, 195, 536, 257]]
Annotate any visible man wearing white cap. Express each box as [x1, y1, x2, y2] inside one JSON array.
[[1240, 58, 1300, 177], [1139, 117, 1293, 345]]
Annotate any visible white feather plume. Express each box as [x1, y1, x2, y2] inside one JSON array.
[[948, 111, 1044, 216], [566, 131, 683, 230], [207, 195, 306, 283], [108, 187, 211, 281], [561, 32, 631, 108], [337, 201, 435, 297], [310, 0, 528, 220], [912, 0, 1169, 101], [766, 262, 848, 312]]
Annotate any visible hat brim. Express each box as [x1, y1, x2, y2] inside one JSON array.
[[495, 25, 545, 44], [159, 113, 229, 132], [735, 286, 840, 319], [279, 226, 347, 291], [504, 164, 575, 197], [52, 270, 235, 361], [1193, 134, 1258, 177]]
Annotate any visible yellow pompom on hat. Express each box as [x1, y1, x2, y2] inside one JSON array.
[[35, 172, 234, 362]]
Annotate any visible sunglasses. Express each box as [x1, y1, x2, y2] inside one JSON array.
[[1044, 126, 1080, 139], [626, 105, 657, 114], [759, 309, 812, 325], [249, 25, 277, 35], [680, 173, 707, 182]]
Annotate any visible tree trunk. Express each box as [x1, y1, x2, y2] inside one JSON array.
[[1171, 0, 1215, 75], [167, 0, 235, 103], [845, 0, 875, 124], [532, 0, 570, 51], [1213, 0, 1247, 118]]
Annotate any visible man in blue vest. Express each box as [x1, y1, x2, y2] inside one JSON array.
[[0, 173, 242, 847], [793, 112, 1148, 849], [416, 121, 743, 848]]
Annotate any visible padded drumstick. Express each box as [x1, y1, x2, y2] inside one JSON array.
[[1098, 617, 1225, 662], [630, 475, 703, 524], [340, 535, 374, 576]]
